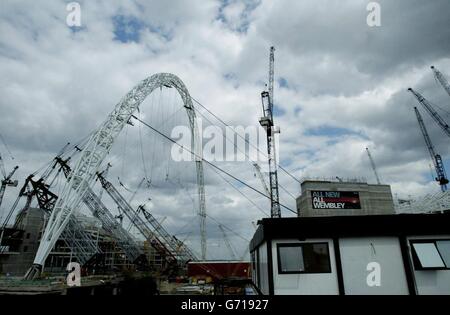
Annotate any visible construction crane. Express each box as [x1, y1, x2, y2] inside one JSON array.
[[365, 147, 382, 184], [219, 224, 237, 260], [253, 163, 270, 197], [259, 46, 281, 218], [408, 88, 450, 138], [1, 161, 101, 263], [414, 107, 449, 192], [0, 154, 19, 210], [431, 66, 450, 98]]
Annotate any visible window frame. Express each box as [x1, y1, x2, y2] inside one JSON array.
[[276, 242, 332, 275], [410, 239, 450, 271]]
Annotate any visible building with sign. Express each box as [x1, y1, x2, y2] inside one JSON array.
[[296, 180, 395, 217], [249, 213, 450, 295]]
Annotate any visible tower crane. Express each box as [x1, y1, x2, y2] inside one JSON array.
[[259, 46, 281, 218], [365, 147, 382, 184], [0, 154, 19, 210], [97, 162, 112, 201], [431, 66, 450, 98], [414, 107, 449, 192], [96, 171, 196, 265], [408, 88, 450, 138]]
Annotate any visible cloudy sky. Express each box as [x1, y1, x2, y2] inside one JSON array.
[[1, 0, 450, 260]]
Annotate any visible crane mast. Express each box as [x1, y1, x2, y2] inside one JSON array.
[[259, 46, 281, 218], [431, 66, 450, 98], [365, 148, 381, 184], [219, 224, 237, 260], [414, 107, 449, 192], [408, 88, 450, 138]]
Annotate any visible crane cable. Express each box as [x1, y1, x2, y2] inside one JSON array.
[[0, 132, 14, 160], [131, 114, 297, 215], [208, 163, 270, 217]]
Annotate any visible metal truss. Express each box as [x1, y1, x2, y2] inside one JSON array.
[[27, 73, 206, 278]]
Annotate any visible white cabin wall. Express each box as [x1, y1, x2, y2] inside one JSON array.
[[408, 235, 450, 295]]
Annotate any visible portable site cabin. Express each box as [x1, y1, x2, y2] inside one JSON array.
[[249, 213, 450, 295]]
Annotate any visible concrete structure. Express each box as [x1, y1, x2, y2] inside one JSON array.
[[249, 213, 450, 295], [187, 261, 251, 284], [296, 180, 395, 217]]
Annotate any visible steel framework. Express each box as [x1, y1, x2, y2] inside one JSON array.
[[97, 172, 179, 266], [26, 73, 206, 278], [53, 157, 144, 262], [431, 66, 450, 98], [395, 190, 450, 214], [259, 47, 281, 218], [365, 148, 381, 185], [408, 88, 450, 138], [414, 107, 449, 192]]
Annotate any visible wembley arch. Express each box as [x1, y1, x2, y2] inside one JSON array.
[[27, 73, 206, 277]]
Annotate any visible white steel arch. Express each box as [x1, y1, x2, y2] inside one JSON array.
[[27, 73, 206, 277]]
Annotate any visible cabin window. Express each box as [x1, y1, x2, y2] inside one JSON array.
[[411, 240, 450, 270], [277, 243, 331, 274]]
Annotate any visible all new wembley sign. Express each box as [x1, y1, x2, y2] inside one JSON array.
[[311, 191, 361, 210]]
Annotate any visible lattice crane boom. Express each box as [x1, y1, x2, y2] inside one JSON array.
[[414, 107, 449, 192], [52, 157, 142, 263], [365, 148, 381, 185], [431, 66, 450, 98], [259, 46, 281, 218], [96, 172, 179, 265], [253, 163, 270, 197], [408, 88, 450, 138]]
